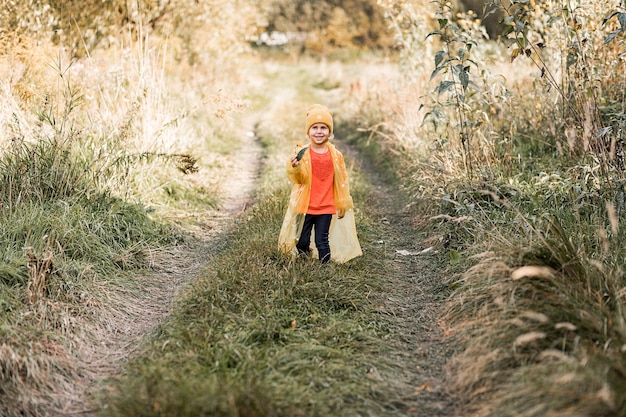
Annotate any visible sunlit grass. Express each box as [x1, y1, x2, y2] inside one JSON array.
[[0, 20, 250, 414], [2, 0, 625, 414]]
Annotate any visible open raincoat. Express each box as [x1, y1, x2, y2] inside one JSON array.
[[278, 143, 362, 263]]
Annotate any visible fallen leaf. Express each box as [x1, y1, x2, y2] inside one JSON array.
[[366, 367, 383, 381], [415, 382, 431, 393]]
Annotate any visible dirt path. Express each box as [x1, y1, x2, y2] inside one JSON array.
[[343, 145, 461, 416], [57, 123, 263, 416]]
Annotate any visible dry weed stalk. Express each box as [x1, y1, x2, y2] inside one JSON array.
[[24, 243, 58, 305]]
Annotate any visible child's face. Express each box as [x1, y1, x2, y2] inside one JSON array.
[[308, 123, 331, 146]]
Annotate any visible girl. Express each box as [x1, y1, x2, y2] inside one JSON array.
[[278, 104, 361, 263]]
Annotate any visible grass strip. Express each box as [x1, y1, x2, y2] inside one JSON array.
[[101, 177, 401, 416]]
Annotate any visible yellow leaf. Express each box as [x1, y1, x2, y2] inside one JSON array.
[[511, 47, 521, 62], [415, 382, 431, 393]]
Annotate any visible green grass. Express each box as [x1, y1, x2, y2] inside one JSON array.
[[0, 135, 174, 280], [99, 165, 400, 416], [0, 134, 178, 414]]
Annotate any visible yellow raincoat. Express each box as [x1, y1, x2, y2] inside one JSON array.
[[278, 143, 362, 263]]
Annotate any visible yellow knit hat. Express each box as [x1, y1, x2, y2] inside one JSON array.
[[306, 104, 333, 134]]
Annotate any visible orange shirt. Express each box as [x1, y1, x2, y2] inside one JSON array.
[[307, 149, 335, 214]]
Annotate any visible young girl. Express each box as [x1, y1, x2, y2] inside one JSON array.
[[278, 104, 362, 264]]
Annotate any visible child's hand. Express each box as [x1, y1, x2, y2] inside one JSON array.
[[337, 209, 345, 219], [291, 143, 306, 167]]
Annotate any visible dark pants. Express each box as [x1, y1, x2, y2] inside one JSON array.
[[296, 213, 332, 263]]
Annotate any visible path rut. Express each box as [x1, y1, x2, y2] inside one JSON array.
[[344, 144, 461, 416], [57, 123, 263, 416]]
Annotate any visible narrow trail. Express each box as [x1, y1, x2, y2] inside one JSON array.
[[59, 123, 263, 416], [343, 144, 461, 416]]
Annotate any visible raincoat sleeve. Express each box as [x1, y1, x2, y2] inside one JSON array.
[[279, 152, 311, 255], [286, 158, 307, 185], [332, 149, 353, 211]]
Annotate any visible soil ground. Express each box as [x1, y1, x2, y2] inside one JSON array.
[[344, 146, 461, 417]]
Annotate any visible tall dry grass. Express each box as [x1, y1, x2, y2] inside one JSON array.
[[340, 0, 626, 415], [0, 2, 257, 414]]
